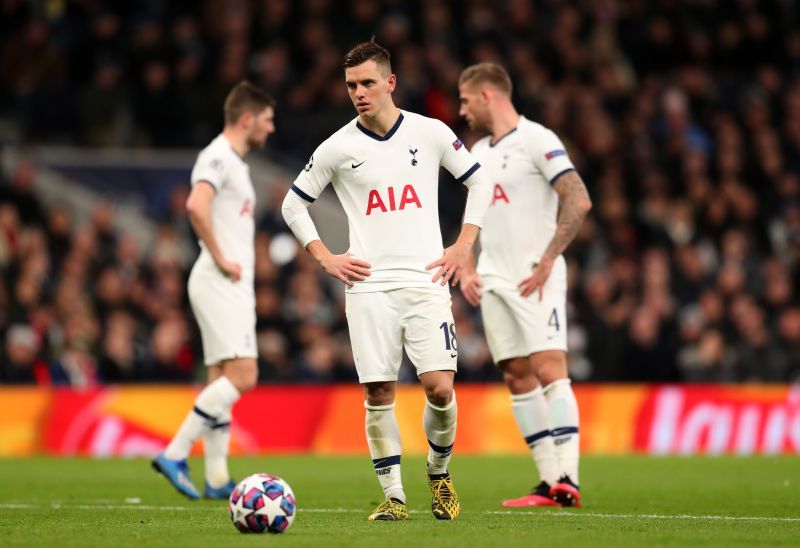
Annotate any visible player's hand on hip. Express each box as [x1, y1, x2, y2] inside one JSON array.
[[216, 258, 242, 282], [518, 256, 554, 300], [460, 271, 483, 306], [320, 252, 371, 287], [426, 242, 470, 287]]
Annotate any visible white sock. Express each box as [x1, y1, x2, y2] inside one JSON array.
[[204, 408, 232, 488], [423, 395, 457, 476], [365, 401, 405, 502], [164, 376, 240, 461], [510, 387, 559, 485], [544, 378, 580, 484]]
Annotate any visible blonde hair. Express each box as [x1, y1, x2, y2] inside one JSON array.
[[458, 62, 512, 96]]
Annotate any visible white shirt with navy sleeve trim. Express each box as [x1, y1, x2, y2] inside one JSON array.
[[291, 110, 481, 293], [189, 134, 257, 284], [469, 116, 576, 289]]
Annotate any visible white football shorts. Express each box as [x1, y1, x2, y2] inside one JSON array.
[[345, 287, 458, 383], [481, 258, 568, 363], [187, 267, 257, 366]]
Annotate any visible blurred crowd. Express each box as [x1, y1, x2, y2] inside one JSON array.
[[2, 0, 800, 384]]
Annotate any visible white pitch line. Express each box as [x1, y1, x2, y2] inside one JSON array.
[[1, 504, 798, 523], [485, 510, 800, 523]]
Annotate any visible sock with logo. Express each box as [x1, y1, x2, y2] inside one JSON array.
[[423, 394, 457, 475], [365, 401, 405, 502], [203, 408, 232, 488], [510, 387, 559, 485], [164, 376, 240, 461], [544, 378, 580, 484]]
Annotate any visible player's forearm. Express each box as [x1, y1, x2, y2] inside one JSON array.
[[281, 190, 321, 248], [455, 223, 480, 250], [306, 240, 332, 263], [542, 171, 592, 261], [462, 167, 493, 228], [463, 246, 477, 274], [188, 208, 225, 263]]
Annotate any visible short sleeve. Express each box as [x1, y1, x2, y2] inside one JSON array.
[[529, 128, 575, 184], [190, 152, 228, 191], [291, 139, 337, 202], [435, 120, 481, 184]]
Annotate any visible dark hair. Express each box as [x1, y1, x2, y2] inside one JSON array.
[[458, 62, 513, 96], [343, 38, 392, 75], [223, 81, 275, 125]]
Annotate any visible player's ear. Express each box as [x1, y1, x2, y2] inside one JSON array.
[[240, 111, 254, 130], [480, 87, 492, 104], [386, 73, 397, 92]]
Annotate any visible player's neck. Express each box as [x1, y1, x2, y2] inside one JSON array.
[[222, 128, 249, 158], [358, 105, 402, 137], [491, 107, 521, 143]]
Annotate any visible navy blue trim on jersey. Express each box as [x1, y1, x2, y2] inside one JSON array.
[[455, 162, 481, 184], [356, 113, 404, 141], [372, 455, 401, 469], [489, 127, 518, 147], [524, 429, 552, 446], [193, 406, 216, 422], [551, 426, 579, 437], [211, 421, 230, 430], [291, 184, 316, 203], [549, 168, 576, 186], [194, 180, 218, 193], [427, 440, 454, 455]]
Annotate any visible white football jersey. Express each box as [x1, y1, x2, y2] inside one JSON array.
[[189, 134, 257, 284], [292, 110, 481, 293], [470, 116, 575, 290]]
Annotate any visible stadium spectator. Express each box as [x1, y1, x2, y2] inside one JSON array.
[[0, 0, 799, 384]]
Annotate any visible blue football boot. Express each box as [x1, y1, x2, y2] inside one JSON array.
[[151, 452, 200, 500], [204, 479, 237, 500]]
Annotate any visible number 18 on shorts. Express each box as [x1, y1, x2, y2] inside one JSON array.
[[345, 288, 458, 383]]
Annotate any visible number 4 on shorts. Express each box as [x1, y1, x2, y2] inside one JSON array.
[[548, 308, 560, 331]]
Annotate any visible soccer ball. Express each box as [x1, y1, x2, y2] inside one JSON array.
[[228, 473, 296, 534]]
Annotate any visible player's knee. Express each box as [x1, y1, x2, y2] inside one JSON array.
[[534, 355, 568, 387], [226, 361, 259, 393], [238, 371, 259, 393], [364, 382, 395, 406], [502, 369, 537, 394], [424, 383, 453, 407], [500, 359, 537, 393]]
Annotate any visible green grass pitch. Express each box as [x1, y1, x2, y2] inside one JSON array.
[[0, 455, 798, 547]]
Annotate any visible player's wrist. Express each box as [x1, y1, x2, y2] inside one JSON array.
[[539, 253, 556, 266], [307, 241, 331, 264]]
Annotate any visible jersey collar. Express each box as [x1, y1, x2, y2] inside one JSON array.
[[489, 127, 517, 147], [489, 116, 523, 147], [356, 113, 404, 142]]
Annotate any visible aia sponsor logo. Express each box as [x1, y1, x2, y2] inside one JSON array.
[[366, 185, 422, 215], [240, 199, 254, 218], [490, 183, 509, 206]]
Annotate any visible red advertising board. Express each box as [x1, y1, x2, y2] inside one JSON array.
[[1, 384, 798, 457]]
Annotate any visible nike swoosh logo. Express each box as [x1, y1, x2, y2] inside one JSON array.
[[450, 353, 457, 358], [351, 160, 366, 169]]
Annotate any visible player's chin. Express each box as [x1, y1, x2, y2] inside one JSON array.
[[248, 136, 267, 149]]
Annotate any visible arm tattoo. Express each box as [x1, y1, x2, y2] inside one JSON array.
[[542, 171, 592, 261]]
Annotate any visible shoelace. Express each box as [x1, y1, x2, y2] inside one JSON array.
[[432, 479, 454, 503]]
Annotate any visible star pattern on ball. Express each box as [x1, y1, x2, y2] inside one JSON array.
[[230, 491, 253, 526]]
